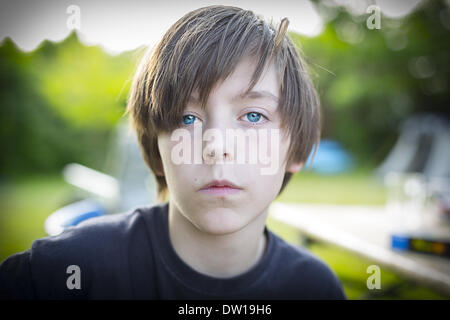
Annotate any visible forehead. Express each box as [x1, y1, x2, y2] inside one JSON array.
[[190, 56, 280, 105]]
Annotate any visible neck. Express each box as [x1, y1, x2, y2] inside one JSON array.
[[168, 201, 268, 278]]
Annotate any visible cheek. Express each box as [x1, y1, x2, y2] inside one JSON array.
[[278, 130, 292, 163], [157, 136, 172, 172], [243, 168, 285, 206], [256, 129, 290, 171], [158, 136, 182, 182], [158, 135, 200, 192], [245, 158, 286, 199], [254, 131, 290, 195]]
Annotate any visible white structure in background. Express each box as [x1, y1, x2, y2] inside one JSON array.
[[377, 114, 450, 179], [111, 120, 157, 212], [45, 120, 157, 235], [377, 114, 450, 231]]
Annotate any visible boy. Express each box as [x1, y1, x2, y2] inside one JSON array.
[[0, 5, 346, 299]]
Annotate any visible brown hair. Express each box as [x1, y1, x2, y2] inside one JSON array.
[[125, 5, 321, 203]]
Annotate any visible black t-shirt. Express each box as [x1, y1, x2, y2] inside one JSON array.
[[0, 202, 346, 299]]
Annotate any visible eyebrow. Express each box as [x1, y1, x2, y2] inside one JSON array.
[[187, 90, 279, 106], [238, 90, 279, 104]]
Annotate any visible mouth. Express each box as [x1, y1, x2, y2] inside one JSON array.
[[198, 179, 243, 196]]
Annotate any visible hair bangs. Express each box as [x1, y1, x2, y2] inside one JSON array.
[[150, 8, 280, 133]]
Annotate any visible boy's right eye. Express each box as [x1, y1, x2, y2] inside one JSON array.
[[182, 114, 197, 125]]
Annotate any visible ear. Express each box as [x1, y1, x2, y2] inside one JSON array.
[[286, 161, 304, 173]]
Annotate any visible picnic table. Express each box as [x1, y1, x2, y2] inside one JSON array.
[[269, 202, 450, 297]]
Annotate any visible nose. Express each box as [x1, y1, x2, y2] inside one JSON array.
[[203, 145, 232, 164], [202, 125, 233, 164]]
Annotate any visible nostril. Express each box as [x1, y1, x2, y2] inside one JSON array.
[[203, 148, 232, 163]]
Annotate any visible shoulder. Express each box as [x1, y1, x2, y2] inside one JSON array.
[[30, 202, 165, 259], [0, 250, 34, 299], [29, 209, 143, 298], [267, 231, 346, 299], [1, 203, 165, 299], [31, 206, 144, 264]]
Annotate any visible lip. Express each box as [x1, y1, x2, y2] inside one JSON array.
[[198, 179, 243, 196]]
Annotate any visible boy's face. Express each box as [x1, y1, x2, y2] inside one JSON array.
[[157, 56, 302, 235]]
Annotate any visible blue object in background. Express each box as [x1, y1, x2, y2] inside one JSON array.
[[391, 234, 410, 251], [44, 199, 106, 236], [304, 139, 354, 174]]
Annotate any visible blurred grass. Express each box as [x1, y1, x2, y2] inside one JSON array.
[[0, 170, 447, 299], [0, 175, 75, 261], [276, 168, 387, 205]]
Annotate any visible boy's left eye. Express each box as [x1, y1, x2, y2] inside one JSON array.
[[182, 114, 197, 125], [242, 112, 267, 124]]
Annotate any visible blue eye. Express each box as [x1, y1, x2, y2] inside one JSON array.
[[183, 114, 196, 125], [246, 112, 262, 123]]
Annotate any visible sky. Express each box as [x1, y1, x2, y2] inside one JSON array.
[[0, 0, 425, 55]]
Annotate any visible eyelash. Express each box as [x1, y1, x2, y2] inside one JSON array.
[[181, 112, 269, 126]]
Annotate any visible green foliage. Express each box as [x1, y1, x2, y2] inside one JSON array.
[[292, 1, 449, 166], [0, 32, 139, 177], [0, 39, 79, 175], [35, 33, 136, 128]]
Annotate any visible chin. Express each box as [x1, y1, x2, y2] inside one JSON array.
[[196, 208, 247, 235]]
